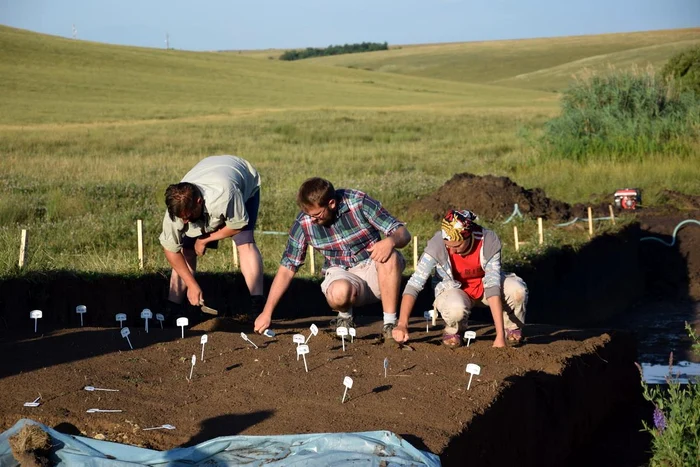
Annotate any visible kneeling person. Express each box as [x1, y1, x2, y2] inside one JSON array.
[[393, 209, 527, 348]]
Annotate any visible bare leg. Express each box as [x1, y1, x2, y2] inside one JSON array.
[[375, 251, 403, 316], [325, 279, 357, 313], [236, 242, 264, 296], [168, 249, 197, 304]]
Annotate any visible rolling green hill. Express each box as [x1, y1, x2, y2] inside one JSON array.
[[0, 26, 553, 126], [302, 28, 700, 91]]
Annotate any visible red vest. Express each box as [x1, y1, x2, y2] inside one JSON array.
[[449, 228, 485, 300]]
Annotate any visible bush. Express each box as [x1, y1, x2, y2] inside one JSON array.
[[661, 45, 700, 96], [541, 67, 700, 161], [638, 322, 700, 467], [279, 42, 388, 61]]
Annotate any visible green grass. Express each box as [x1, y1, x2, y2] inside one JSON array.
[[0, 25, 698, 279]]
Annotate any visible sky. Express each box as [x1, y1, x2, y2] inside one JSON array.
[[1, 0, 698, 51]]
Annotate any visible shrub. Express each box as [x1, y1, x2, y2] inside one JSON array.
[[279, 42, 388, 61], [541, 67, 700, 161], [661, 45, 700, 96], [638, 322, 700, 467]]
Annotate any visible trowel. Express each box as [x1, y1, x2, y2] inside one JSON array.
[[199, 301, 219, 316]]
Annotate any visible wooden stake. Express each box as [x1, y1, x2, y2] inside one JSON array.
[[232, 239, 239, 270], [513, 226, 519, 252], [308, 245, 315, 275], [537, 217, 543, 245], [608, 205, 616, 225], [413, 236, 418, 271], [18, 229, 27, 268], [137, 220, 144, 270], [588, 207, 594, 237]]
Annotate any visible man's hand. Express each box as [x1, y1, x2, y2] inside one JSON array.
[[194, 237, 209, 257], [367, 237, 395, 263], [254, 312, 272, 334], [186, 284, 203, 306], [392, 323, 410, 343]]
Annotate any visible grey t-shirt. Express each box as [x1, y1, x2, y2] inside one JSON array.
[[159, 155, 261, 253]]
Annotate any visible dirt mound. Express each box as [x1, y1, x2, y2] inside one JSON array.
[[407, 173, 610, 221], [9, 424, 51, 467]]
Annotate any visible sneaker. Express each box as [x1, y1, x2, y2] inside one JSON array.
[[329, 315, 355, 333], [382, 322, 396, 345]]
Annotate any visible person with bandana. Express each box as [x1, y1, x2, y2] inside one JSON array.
[[253, 177, 411, 344], [159, 155, 264, 321], [393, 209, 527, 348]]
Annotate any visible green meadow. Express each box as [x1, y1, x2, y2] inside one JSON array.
[[0, 25, 698, 277]]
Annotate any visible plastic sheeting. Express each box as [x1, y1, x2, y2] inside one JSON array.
[[0, 419, 441, 466]]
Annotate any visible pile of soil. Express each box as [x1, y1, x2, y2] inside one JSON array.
[[0, 317, 639, 466]]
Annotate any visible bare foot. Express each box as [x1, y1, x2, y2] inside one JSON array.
[[492, 336, 506, 348]]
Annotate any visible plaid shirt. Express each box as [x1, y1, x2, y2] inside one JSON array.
[[281, 189, 405, 273]]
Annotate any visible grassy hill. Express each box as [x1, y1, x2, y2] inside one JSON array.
[[0, 25, 553, 126], [301, 29, 700, 92]]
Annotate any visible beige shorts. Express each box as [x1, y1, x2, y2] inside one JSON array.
[[320, 253, 406, 308]]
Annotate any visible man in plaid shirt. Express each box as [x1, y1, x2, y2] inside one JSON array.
[[254, 177, 411, 343]]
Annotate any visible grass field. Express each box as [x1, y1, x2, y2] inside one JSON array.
[[0, 25, 698, 278]]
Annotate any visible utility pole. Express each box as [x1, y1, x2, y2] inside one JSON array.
[[165, 33, 169, 49], [72, 24, 77, 39]]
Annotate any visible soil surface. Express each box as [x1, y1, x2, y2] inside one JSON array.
[[0, 316, 630, 465]]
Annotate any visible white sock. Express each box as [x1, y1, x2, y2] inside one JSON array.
[[383, 313, 397, 325], [338, 311, 352, 319]]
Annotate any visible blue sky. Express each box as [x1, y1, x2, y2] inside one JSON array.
[[1, 0, 698, 51]]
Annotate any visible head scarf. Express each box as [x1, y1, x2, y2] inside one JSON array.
[[441, 209, 477, 242]]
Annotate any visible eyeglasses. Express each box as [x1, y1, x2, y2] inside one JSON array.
[[306, 205, 327, 221]]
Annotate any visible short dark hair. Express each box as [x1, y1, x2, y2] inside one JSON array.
[[297, 177, 335, 209], [165, 182, 199, 221]]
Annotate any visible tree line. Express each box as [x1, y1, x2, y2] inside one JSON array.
[[279, 42, 388, 61]]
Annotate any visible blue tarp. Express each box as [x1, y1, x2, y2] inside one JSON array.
[[0, 419, 441, 466]]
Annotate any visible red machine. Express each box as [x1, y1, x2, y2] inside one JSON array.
[[614, 188, 642, 210]]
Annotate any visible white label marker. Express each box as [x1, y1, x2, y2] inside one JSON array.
[[176, 317, 189, 339], [141, 309, 152, 333], [143, 424, 176, 431], [156, 313, 164, 329], [76, 305, 86, 327], [464, 331, 477, 347], [200, 334, 208, 361], [188, 354, 196, 380], [336, 326, 348, 351], [30, 310, 42, 333], [240, 332, 258, 349], [84, 386, 118, 392], [341, 376, 353, 403], [116, 313, 127, 328], [466, 363, 481, 390], [120, 327, 133, 350], [263, 329, 276, 338], [423, 310, 432, 332], [293, 334, 305, 359], [383, 357, 389, 378], [305, 324, 318, 344], [87, 408, 122, 413], [23, 395, 41, 407], [349, 327, 356, 343], [297, 344, 309, 372]]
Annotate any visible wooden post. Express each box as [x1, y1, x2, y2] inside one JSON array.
[[413, 236, 418, 271], [513, 226, 519, 252], [537, 217, 543, 245], [137, 220, 144, 270], [308, 245, 315, 275], [232, 239, 239, 270], [608, 205, 616, 225], [18, 229, 27, 268], [588, 207, 594, 237]]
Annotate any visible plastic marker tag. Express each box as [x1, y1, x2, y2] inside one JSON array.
[[464, 331, 477, 347], [423, 310, 432, 332], [23, 396, 41, 407], [188, 354, 196, 380], [87, 408, 122, 413], [336, 326, 348, 351], [263, 329, 275, 338], [466, 363, 481, 390], [84, 386, 118, 392], [116, 313, 127, 328], [200, 334, 208, 361], [305, 324, 318, 344], [143, 424, 176, 431], [341, 376, 353, 403], [293, 334, 305, 344], [176, 317, 189, 339], [141, 309, 152, 333], [383, 357, 389, 378], [76, 305, 86, 327], [121, 327, 133, 350], [430, 309, 437, 326], [156, 313, 164, 329], [349, 328, 356, 342], [30, 310, 42, 333], [297, 344, 309, 372], [241, 332, 258, 349]]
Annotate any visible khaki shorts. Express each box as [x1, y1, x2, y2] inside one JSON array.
[[320, 253, 406, 308]]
